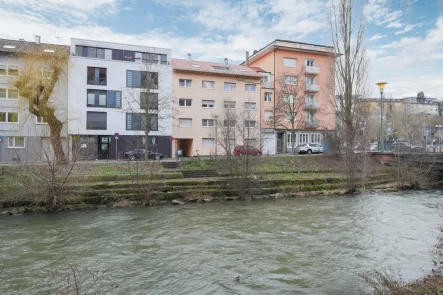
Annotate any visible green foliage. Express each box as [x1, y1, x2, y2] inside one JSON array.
[[417, 91, 426, 102], [180, 159, 215, 170]]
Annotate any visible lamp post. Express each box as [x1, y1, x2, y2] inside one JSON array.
[[376, 82, 388, 152]]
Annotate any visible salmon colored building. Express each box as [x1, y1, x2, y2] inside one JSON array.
[[172, 56, 262, 157], [245, 39, 336, 154]]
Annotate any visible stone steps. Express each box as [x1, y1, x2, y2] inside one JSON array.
[[181, 169, 219, 178]]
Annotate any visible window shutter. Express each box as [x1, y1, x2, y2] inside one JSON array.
[[126, 113, 132, 130], [94, 68, 100, 85], [115, 92, 121, 108], [126, 70, 133, 87], [134, 71, 141, 88], [82, 46, 88, 57], [106, 91, 115, 108]]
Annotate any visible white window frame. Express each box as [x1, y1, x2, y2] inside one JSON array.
[[306, 59, 315, 67], [287, 133, 297, 148], [202, 119, 215, 127], [36, 115, 48, 124], [0, 111, 19, 124], [245, 84, 256, 92], [264, 111, 273, 121], [284, 94, 295, 104], [8, 136, 25, 149], [244, 102, 256, 110], [0, 88, 19, 100], [179, 118, 192, 127], [224, 120, 236, 127], [224, 101, 236, 109], [7, 65, 19, 76], [300, 133, 309, 145], [283, 58, 296, 67], [264, 92, 272, 102], [245, 120, 256, 128], [202, 80, 215, 89], [202, 138, 215, 147], [201, 100, 214, 108], [311, 133, 322, 144], [0, 64, 6, 76], [224, 82, 236, 91], [306, 76, 315, 85], [179, 79, 192, 88], [284, 75, 297, 85], [179, 99, 192, 107]]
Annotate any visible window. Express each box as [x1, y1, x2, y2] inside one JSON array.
[[87, 67, 107, 85], [306, 59, 315, 67], [201, 100, 214, 108], [112, 49, 124, 60], [245, 120, 256, 128], [306, 94, 315, 102], [224, 101, 235, 109], [284, 75, 297, 85], [179, 99, 192, 107], [264, 111, 273, 121], [284, 113, 292, 121], [124, 50, 135, 62], [306, 76, 315, 85], [8, 137, 25, 148], [284, 94, 295, 104], [0, 65, 6, 75], [224, 120, 236, 127], [87, 112, 107, 130], [287, 133, 296, 147], [245, 84, 256, 92], [202, 138, 215, 147], [179, 79, 192, 88], [264, 92, 272, 102], [202, 119, 214, 127], [283, 58, 296, 67], [126, 113, 158, 131], [202, 81, 215, 89], [41, 67, 53, 79], [245, 102, 256, 110], [0, 88, 5, 98], [160, 54, 168, 65], [0, 88, 18, 99], [140, 92, 159, 110], [306, 111, 315, 121], [36, 116, 47, 124], [126, 71, 158, 89], [87, 90, 121, 108], [311, 133, 321, 143], [7, 65, 19, 76], [300, 133, 309, 144], [179, 118, 192, 127], [213, 66, 231, 71], [0, 111, 18, 123], [224, 83, 236, 91]]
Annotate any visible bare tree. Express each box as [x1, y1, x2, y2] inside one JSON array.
[[328, 0, 369, 193], [271, 73, 306, 154], [13, 45, 69, 164]]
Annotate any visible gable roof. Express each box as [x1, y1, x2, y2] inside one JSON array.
[[0, 39, 68, 55]]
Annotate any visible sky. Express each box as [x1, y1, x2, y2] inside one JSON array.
[[0, 0, 442, 99]]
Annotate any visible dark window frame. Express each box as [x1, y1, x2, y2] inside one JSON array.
[[126, 113, 159, 131], [86, 111, 107, 130], [87, 67, 107, 86]]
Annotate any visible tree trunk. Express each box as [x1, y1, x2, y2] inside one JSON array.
[[48, 116, 67, 164]]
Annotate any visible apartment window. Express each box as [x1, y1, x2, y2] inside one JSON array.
[[87, 67, 107, 85], [111, 49, 124, 60], [87, 90, 121, 108], [41, 67, 53, 80], [287, 133, 296, 147], [306, 76, 315, 85], [36, 116, 47, 124], [224, 120, 236, 127], [179, 118, 192, 127], [0, 65, 5, 75], [202, 119, 214, 127], [0, 88, 5, 98], [140, 92, 159, 110], [87, 112, 107, 130], [224, 101, 235, 109], [0, 112, 18, 123], [306, 111, 315, 121], [306, 59, 315, 67], [283, 58, 296, 67], [8, 137, 25, 149], [284, 94, 295, 104], [284, 75, 297, 85], [245, 120, 256, 128], [126, 70, 158, 89], [7, 65, 19, 76], [124, 50, 135, 62], [201, 100, 214, 108], [224, 82, 236, 91], [0, 88, 18, 99], [202, 81, 215, 89], [306, 94, 315, 102], [311, 133, 321, 144], [202, 138, 215, 147], [179, 79, 192, 88], [82, 47, 105, 59], [245, 102, 256, 110], [264, 111, 273, 121], [160, 54, 168, 65], [179, 99, 192, 107], [126, 113, 158, 131], [300, 133, 309, 144], [245, 84, 256, 92], [264, 92, 272, 102]]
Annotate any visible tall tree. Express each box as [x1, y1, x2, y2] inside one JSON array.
[[13, 45, 69, 164], [438, 100, 442, 116], [416, 91, 425, 102]]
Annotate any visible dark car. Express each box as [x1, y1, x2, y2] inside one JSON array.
[[234, 145, 262, 156], [124, 149, 164, 161]]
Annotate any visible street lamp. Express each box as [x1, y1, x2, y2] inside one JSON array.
[[376, 82, 388, 152]]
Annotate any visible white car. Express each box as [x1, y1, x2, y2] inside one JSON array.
[[295, 144, 323, 154]]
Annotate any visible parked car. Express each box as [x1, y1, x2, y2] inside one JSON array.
[[390, 141, 423, 153], [295, 143, 323, 154], [123, 149, 164, 161], [369, 142, 378, 152], [234, 145, 262, 156]]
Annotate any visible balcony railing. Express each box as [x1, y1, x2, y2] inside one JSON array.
[[305, 118, 319, 128], [305, 66, 320, 75], [305, 100, 320, 111], [306, 84, 319, 92]]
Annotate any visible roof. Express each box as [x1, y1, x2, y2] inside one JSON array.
[[0, 38, 68, 54], [171, 58, 263, 78]]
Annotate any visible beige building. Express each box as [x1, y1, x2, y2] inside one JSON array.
[[172, 56, 262, 157]]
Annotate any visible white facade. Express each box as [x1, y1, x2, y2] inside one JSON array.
[[68, 38, 172, 137]]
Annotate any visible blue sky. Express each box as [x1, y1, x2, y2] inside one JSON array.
[[0, 0, 442, 98]]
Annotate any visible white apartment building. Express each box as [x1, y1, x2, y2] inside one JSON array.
[[68, 39, 173, 159]]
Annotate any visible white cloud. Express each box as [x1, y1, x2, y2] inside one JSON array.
[[386, 21, 403, 28], [369, 33, 387, 41], [394, 23, 421, 35], [364, 0, 403, 26]]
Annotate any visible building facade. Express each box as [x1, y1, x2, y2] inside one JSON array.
[[172, 56, 262, 157], [68, 38, 173, 160], [0, 37, 68, 163], [246, 40, 335, 154]]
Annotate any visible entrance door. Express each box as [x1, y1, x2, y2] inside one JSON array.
[[276, 133, 284, 153], [262, 133, 275, 155], [98, 136, 111, 159]]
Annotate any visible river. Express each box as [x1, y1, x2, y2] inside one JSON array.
[[1, 191, 442, 294]]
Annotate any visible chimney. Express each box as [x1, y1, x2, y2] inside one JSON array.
[[245, 51, 249, 66], [35, 35, 41, 44], [224, 58, 228, 65], [187, 53, 191, 62], [253, 49, 258, 54]]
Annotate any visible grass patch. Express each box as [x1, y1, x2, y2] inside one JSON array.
[[180, 159, 215, 170]]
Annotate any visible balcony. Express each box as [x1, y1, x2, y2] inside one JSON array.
[[305, 118, 320, 129], [306, 83, 319, 92], [305, 100, 320, 111], [305, 66, 320, 75]]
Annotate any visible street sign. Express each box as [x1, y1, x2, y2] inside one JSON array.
[[114, 132, 120, 140], [425, 127, 429, 136], [169, 136, 174, 142]]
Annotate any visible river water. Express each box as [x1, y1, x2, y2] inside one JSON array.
[[1, 191, 442, 294]]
